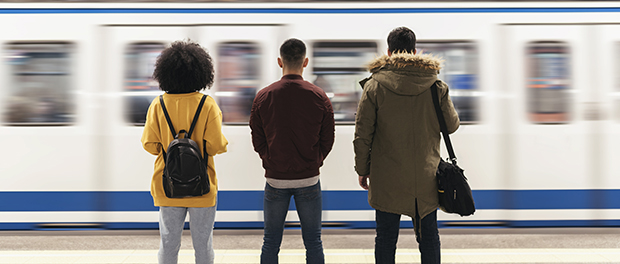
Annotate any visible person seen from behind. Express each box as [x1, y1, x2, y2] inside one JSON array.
[[141, 40, 228, 264], [250, 38, 335, 264], [353, 27, 460, 264]]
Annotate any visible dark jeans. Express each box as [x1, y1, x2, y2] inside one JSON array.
[[375, 208, 440, 264], [261, 182, 324, 264]]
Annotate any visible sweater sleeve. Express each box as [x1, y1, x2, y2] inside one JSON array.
[[353, 79, 378, 176], [203, 100, 228, 156], [141, 99, 162, 156]]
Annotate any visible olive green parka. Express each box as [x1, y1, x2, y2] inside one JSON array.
[[354, 52, 460, 221]]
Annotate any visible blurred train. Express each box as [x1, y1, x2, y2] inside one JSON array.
[[3, 1, 620, 230]]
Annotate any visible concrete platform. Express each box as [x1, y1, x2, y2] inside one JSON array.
[[2, 228, 620, 263]]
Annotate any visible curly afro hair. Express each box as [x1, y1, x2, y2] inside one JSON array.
[[153, 40, 214, 93]]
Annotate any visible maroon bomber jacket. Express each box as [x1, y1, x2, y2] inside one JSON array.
[[250, 74, 335, 180]]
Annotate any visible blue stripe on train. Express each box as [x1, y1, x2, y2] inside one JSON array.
[[6, 220, 620, 230], [1, 8, 620, 14], [1, 189, 620, 212]]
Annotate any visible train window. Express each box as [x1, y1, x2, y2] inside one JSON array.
[[216, 42, 260, 124], [312, 42, 377, 123], [417, 42, 479, 124], [4, 42, 75, 126], [526, 42, 571, 124], [124, 43, 165, 126]]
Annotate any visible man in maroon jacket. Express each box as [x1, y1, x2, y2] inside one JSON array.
[[250, 38, 335, 264]]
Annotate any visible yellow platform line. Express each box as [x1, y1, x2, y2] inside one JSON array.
[[1, 249, 620, 263]]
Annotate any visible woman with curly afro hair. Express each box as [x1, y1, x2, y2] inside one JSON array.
[[141, 40, 228, 264]]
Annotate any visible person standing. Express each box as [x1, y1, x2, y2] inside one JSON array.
[[250, 38, 335, 264], [353, 27, 460, 264], [142, 40, 228, 264]]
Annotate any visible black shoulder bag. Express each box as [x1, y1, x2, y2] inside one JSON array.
[[431, 83, 475, 217]]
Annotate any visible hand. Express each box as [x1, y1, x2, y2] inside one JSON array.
[[359, 175, 369, 190]]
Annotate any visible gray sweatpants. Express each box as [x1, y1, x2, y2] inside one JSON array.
[[158, 206, 216, 264]]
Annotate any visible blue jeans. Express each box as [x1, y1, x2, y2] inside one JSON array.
[[375, 208, 440, 264], [261, 182, 324, 264], [158, 206, 216, 264]]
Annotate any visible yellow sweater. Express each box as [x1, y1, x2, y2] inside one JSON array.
[[141, 92, 228, 207]]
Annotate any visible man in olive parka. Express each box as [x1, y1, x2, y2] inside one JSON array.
[[353, 27, 459, 264]]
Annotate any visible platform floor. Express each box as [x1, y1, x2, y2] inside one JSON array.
[[2, 228, 620, 263]]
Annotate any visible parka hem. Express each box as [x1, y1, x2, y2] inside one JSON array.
[[369, 201, 436, 221], [370, 200, 438, 237]]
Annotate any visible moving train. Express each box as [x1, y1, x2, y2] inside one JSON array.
[[2, 1, 620, 230]]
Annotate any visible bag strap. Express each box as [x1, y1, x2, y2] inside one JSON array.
[[159, 95, 177, 138], [430, 82, 457, 165], [187, 94, 207, 138], [159, 94, 209, 160], [159, 94, 208, 138]]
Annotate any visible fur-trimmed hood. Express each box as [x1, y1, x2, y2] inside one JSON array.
[[363, 52, 444, 96]]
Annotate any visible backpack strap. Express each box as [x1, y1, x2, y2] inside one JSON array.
[[187, 94, 208, 138], [159, 95, 176, 138], [430, 82, 457, 165]]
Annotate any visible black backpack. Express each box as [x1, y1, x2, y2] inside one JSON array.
[[159, 94, 210, 198]]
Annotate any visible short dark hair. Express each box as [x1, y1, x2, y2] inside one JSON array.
[[387, 27, 416, 54], [153, 40, 214, 93], [279, 38, 306, 69]]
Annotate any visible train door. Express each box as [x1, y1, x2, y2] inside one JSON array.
[[594, 25, 620, 224], [502, 25, 597, 225], [101, 26, 190, 224], [194, 26, 283, 192], [195, 26, 284, 224], [0, 21, 101, 227], [415, 41, 496, 224]]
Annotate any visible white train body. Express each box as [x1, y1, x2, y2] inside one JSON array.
[[2, 2, 620, 229]]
